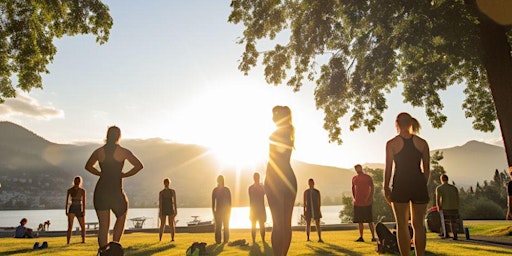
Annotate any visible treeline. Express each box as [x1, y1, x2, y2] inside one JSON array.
[[339, 151, 511, 223]]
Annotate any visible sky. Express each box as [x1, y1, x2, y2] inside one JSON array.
[[0, 1, 504, 170]]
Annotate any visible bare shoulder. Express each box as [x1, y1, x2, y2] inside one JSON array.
[[413, 135, 429, 151], [117, 146, 133, 156]]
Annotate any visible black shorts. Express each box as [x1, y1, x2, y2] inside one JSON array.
[[250, 207, 267, 223], [442, 209, 459, 221], [391, 175, 429, 204], [68, 204, 83, 217], [94, 188, 128, 217], [353, 205, 373, 223]]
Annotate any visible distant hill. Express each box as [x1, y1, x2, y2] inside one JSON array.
[[434, 140, 508, 186], [0, 121, 354, 209], [0, 121, 507, 209]]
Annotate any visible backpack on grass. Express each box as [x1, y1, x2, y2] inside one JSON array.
[[376, 222, 399, 255], [98, 241, 124, 256]]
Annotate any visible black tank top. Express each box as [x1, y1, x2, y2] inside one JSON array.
[[98, 145, 124, 190], [393, 135, 422, 176]]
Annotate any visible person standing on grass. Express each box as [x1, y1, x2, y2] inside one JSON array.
[[436, 174, 460, 240], [65, 176, 86, 244], [303, 178, 323, 242], [352, 164, 376, 242], [159, 177, 177, 242], [85, 126, 144, 255], [249, 172, 266, 243], [264, 105, 297, 256], [384, 112, 430, 256], [212, 175, 232, 244]]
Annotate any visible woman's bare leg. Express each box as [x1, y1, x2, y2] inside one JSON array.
[[168, 216, 175, 241], [112, 212, 126, 243], [159, 215, 166, 241], [411, 203, 428, 256], [66, 214, 75, 244], [391, 202, 411, 256], [96, 210, 110, 248], [77, 216, 86, 243]]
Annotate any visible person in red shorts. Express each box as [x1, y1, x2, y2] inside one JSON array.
[[352, 164, 376, 242]]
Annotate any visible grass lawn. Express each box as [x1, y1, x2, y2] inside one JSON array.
[[1, 221, 510, 255]]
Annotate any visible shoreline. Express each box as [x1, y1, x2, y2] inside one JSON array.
[[0, 223, 360, 238]]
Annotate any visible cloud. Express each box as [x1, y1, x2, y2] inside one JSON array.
[[0, 91, 64, 119]]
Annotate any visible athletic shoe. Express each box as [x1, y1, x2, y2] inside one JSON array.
[[355, 237, 365, 242]]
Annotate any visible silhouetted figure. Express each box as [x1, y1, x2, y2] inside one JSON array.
[[384, 112, 430, 256], [15, 218, 35, 238], [44, 220, 50, 231], [85, 126, 143, 255], [303, 178, 323, 242], [66, 176, 86, 244], [352, 164, 376, 242], [264, 105, 297, 256], [248, 172, 266, 243], [159, 177, 177, 242], [507, 170, 512, 220], [212, 175, 231, 244], [436, 174, 460, 240]]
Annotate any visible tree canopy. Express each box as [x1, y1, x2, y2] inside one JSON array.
[[0, 0, 112, 103], [229, 1, 512, 165]]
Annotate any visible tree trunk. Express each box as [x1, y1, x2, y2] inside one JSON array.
[[480, 17, 512, 169]]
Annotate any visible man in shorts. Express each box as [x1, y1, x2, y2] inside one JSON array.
[[436, 174, 460, 240], [352, 164, 376, 242], [248, 172, 266, 243], [303, 178, 323, 242]]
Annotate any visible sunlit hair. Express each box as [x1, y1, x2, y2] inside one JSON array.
[[396, 112, 421, 134], [163, 178, 170, 187], [106, 126, 121, 145], [272, 105, 295, 147], [73, 176, 82, 186]]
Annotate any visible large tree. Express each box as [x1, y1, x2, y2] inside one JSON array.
[[229, 1, 512, 167], [0, 0, 113, 103]]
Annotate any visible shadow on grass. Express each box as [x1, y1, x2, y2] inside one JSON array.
[[307, 242, 364, 256], [1, 248, 34, 255], [206, 243, 225, 255], [248, 241, 273, 256], [125, 243, 175, 256]]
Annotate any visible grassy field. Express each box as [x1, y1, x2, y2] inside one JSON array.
[[1, 221, 510, 255]]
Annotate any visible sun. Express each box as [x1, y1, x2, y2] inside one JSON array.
[[171, 83, 276, 170]]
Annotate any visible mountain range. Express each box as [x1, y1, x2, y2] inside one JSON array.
[[0, 121, 508, 209]]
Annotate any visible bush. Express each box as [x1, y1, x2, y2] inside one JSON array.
[[461, 197, 506, 220]]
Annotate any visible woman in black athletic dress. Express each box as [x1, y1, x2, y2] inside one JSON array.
[[265, 105, 297, 256], [384, 112, 430, 256], [159, 177, 177, 242], [85, 126, 143, 254], [65, 176, 86, 244]]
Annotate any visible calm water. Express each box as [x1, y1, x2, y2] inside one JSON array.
[[0, 205, 343, 231]]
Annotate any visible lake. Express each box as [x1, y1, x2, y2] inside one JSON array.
[[0, 205, 344, 231]]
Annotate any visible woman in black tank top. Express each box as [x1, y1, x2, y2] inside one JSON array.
[[384, 113, 430, 256], [159, 177, 177, 242], [85, 126, 143, 255], [65, 176, 86, 244]]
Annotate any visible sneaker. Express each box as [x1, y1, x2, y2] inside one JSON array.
[[453, 237, 458, 241], [371, 238, 377, 242], [318, 239, 324, 243], [355, 237, 364, 242]]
